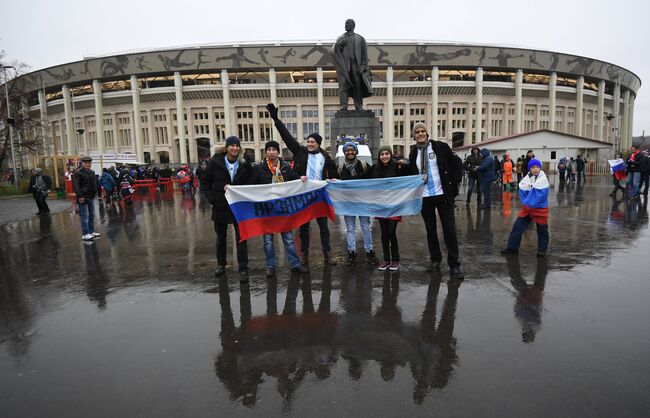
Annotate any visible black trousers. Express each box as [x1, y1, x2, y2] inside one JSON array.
[[378, 218, 399, 262], [421, 195, 460, 268], [299, 217, 331, 256], [34, 192, 49, 214], [214, 221, 248, 270]]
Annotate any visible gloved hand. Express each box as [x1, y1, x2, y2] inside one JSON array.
[[266, 103, 279, 121]]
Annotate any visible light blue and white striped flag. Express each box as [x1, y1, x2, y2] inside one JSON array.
[[325, 175, 425, 217]]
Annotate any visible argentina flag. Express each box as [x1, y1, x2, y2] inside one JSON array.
[[325, 175, 425, 217]]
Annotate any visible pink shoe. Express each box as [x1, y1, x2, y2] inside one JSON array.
[[378, 261, 390, 271], [389, 261, 399, 271]]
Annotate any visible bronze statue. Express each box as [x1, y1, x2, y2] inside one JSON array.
[[332, 19, 373, 111]]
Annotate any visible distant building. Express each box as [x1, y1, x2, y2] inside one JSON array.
[[5, 41, 641, 165]]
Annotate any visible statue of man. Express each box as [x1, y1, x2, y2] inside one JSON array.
[[332, 19, 373, 111]]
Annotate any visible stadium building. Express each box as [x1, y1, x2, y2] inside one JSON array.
[[5, 40, 641, 167]]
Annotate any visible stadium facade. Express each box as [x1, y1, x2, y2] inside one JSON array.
[[7, 41, 641, 165]]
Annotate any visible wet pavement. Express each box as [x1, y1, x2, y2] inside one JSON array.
[[1, 179, 649, 417]]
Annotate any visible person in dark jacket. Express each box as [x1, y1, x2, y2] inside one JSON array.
[[407, 122, 464, 278], [27, 168, 52, 215], [372, 145, 409, 271], [200, 136, 258, 281], [100, 168, 116, 204], [254, 140, 309, 277], [477, 148, 497, 209], [463, 147, 482, 206], [522, 150, 534, 177], [626, 145, 646, 199], [338, 141, 378, 265], [576, 155, 586, 182], [640, 149, 650, 196], [73, 156, 100, 241], [266, 103, 339, 266]]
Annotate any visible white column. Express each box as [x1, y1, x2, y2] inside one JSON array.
[[386, 66, 394, 149], [431, 67, 439, 138], [549, 72, 557, 131], [38, 90, 50, 159], [613, 82, 621, 149], [576, 76, 584, 137], [447, 102, 454, 142], [404, 103, 411, 141], [317, 67, 325, 141], [221, 70, 232, 137], [187, 106, 198, 163], [62, 85, 75, 155], [621, 89, 630, 149], [628, 95, 635, 146], [208, 105, 216, 148], [269, 68, 279, 142], [597, 80, 605, 141], [252, 105, 261, 161], [514, 70, 523, 134], [93, 80, 105, 154], [130, 75, 144, 162], [475, 67, 483, 142], [174, 72, 188, 163], [486, 102, 492, 139]]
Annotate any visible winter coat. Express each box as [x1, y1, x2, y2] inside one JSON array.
[[101, 172, 116, 191], [338, 159, 371, 180], [463, 150, 482, 179], [28, 174, 52, 194], [371, 159, 408, 179], [503, 160, 514, 184], [627, 151, 646, 173], [407, 139, 463, 199], [576, 157, 586, 171], [254, 158, 299, 184], [273, 119, 338, 180], [200, 146, 258, 224], [72, 168, 98, 199], [477, 149, 497, 183]]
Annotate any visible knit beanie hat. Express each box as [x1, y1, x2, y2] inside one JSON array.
[[377, 145, 392, 156], [342, 141, 358, 153], [528, 158, 542, 171], [225, 136, 241, 147], [308, 132, 323, 145], [412, 122, 427, 139], [264, 140, 280, 151]]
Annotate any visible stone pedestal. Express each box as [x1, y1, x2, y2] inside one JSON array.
[[330, 110, 381, 160]]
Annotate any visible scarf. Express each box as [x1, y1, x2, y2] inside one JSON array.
[[416, 142, 429, 175], [266, 159, 284, 183], [344, 158, 359, 178]]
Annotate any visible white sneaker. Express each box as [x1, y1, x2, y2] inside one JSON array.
[[82, 234, 94, 241], [91, 232, 101, 237]]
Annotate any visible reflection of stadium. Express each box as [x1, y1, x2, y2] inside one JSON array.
[[215, 271, 460, 406], [13, 41, 640, 165]]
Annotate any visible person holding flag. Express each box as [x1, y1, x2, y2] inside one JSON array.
[[608, 154, 627, 198], [501, 159, 550, 257]]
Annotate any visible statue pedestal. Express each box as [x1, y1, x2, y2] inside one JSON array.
[[330, 110, 381, 160]]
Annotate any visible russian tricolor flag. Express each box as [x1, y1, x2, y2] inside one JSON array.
[[226, 180, 334, 241], [608, 158, 627, 181]]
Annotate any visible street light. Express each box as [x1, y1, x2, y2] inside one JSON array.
[[1, 64, 19, 191]]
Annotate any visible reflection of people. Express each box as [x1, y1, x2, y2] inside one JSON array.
[[507, 256, 547, 343], [27, 168, 52, 216], [331, 19, 372, 110], [84, 243, 108, 309], [73, 156, 101, 241]]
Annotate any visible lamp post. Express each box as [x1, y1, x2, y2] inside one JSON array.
[[1, 64, 19, 191]]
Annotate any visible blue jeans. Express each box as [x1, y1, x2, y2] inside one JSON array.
[[344, 215, 373, 253], [506, 216, 549, 252], [79, 199, 95, 235], [628, 172, 641, 197], [466, 176, 481, 204], [263, 232, 301, 268], [479, 182, 492, 206]]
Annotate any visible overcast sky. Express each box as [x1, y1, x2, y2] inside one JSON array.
[[2, 0, 649, 135]]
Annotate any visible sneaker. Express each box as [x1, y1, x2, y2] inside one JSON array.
[[91, 232, 101, 237], [450, 266, 465, 279], [324, 252, 337, 266], [214, 265, 226, 277], [537, 251, 547, 258], [389, 261, 399, 271], [346, 251, 357, 266], [500, 248, 519, 255], [378, 261, 390, 271], [265, 267, 276, 278], [426, 261, 441, 272], [239, 269, 249, 283], [82, 234, 94, 241]]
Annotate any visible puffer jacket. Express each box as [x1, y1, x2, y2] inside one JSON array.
[[72, 168, 98, 199], [477, 148, 497, 183]]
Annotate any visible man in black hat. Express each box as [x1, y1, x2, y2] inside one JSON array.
[[254, 140, 309, 277], [73, 156, 100, 241], [266, 103, 339, 265], [200, 136, 258, 282]]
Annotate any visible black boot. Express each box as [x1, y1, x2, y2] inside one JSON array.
[[346, 251, 356, 266], [366, 250, 379, 265]]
